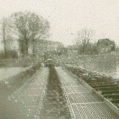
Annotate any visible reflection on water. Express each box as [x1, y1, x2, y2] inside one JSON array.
[[0, 67, 26, 80]]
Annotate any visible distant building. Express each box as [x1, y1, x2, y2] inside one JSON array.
[[97, 38, 116, 53], [34, 39, 64, 58], [16, 39, 64, 58]]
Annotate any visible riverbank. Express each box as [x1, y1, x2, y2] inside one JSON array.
[[56, 53, 119, 79]]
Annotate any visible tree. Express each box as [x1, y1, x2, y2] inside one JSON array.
[[76, 29, 94, 54], [0, 18, 11, 58], [9, 11, 50, 56], [2, 19, 7, 58]]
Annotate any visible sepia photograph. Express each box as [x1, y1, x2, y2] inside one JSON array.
[[0, 0, 119, 119]]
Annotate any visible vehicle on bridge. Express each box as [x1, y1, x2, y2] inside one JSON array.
[[44, 59, 55, 67]]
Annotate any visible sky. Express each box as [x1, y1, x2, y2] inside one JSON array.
[[0, 0, 119, 46]]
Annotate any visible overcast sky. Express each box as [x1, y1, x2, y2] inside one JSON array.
[[0, 0, 119, 46]]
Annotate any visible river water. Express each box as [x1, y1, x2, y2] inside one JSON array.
[[83, 62, 119, 79], [64, 54, 119, 79], [77, 55, 119, 79], [0, 67, 26, 80]]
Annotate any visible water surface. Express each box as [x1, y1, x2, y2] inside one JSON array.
[[0, 67, 26, 80]]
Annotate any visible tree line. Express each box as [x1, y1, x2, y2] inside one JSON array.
[[0, 12, 116, 58], [0, 11, 50, 58], [75, 29, 116, 55]]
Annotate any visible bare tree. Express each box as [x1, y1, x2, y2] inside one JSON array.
[[76, 29, 94, 54], [9, 12, 50, 56]]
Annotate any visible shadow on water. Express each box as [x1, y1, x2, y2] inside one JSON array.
[[40, 67, 71, 119]]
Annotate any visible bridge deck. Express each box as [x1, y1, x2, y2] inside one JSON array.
[[56, 67, 119, 119]]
